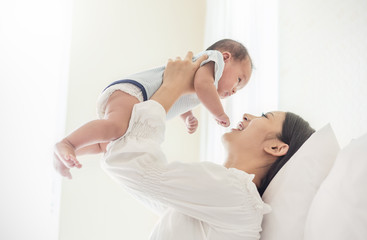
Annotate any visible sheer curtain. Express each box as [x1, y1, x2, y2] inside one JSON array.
[[0, 1, 72, 239], [201, 0, 279, 164]]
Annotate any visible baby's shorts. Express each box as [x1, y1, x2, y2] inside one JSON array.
[[96, 82, 144, 118]]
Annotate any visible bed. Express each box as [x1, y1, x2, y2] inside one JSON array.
[[260, 124, 367, 240]]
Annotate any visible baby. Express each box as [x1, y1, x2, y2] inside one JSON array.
[[54, 39, 253, 178]]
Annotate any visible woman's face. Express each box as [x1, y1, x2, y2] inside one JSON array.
[[222, 111, 286, 153]]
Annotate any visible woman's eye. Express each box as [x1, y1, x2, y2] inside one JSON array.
[[238, 78, 242, 83]]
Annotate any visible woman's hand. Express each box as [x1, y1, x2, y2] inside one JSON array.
[[163, 51, 208, 95], [151, 51, 208, 112]]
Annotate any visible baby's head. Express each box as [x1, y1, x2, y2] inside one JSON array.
[[207, 39, 253, 99]]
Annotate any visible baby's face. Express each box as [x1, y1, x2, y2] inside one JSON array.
[[217, 57, 252, 99]]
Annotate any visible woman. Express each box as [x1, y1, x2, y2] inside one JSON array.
[[101, 52, 315, 240]]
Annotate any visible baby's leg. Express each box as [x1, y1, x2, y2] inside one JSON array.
[[54, 91, 139, 169], [75, 142, 108, 156]]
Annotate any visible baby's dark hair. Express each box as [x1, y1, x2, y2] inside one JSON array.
[[206, 39, 253, 68]]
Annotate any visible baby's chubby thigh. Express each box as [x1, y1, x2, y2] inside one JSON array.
[[103, 91, 141, 140]]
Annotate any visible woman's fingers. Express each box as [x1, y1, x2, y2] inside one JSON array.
[[163, 51, 208, 91], [184, 51, 194, 61], [152, 51, 207, 112], [183, 51, 207, 69], [194, 53, 208, 68]]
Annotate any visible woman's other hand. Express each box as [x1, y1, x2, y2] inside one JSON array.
[[152, 51, 208, 112], [163, 51, 208, 95]]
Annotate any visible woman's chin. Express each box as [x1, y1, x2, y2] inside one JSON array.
[[221, 132, 231, 146]]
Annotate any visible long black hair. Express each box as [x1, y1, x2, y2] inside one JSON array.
[[258, 112, 315, 196]]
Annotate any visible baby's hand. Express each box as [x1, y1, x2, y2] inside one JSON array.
[[185, 115, 199, 134], [215, 113, 230, 127], [53, 139, 82, 179]]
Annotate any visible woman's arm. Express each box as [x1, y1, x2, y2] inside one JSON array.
[[102, 100, 264, 226]]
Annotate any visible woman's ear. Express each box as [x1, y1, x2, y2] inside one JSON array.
[[264, 141, 289, 157], [222, 51, 231, 62]]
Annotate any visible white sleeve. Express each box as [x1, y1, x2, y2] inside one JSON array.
[[101, 100, 269, 228]]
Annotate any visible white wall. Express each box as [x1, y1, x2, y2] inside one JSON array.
[[0, 1, 71, 240], [59, 0, 206, 240], [278, 0, 367, 147]]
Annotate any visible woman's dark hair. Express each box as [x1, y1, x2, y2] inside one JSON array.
[[258, 112, 315, 196], [206, 39, 253, 68]]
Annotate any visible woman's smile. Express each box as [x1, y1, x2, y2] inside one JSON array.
[[233, 121, 245, 131]]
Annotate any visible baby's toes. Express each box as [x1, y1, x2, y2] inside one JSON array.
[[62, 168, 72, 179], [66, 161, 75, 168], [69, 155, 82, 168], [74, 161, 82, 168], [64, 155, 77, 168]]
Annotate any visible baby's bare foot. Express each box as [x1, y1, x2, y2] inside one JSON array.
[[185, 115, 198, 134], [55, 139, 82, 169], [53, 153, 72, 179]]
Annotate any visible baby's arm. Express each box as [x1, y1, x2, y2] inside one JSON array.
[[194, 62, 230, 127], [180, 110, 198, 134]]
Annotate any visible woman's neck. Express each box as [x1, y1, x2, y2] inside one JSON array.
[[224, 154, 269, 188]]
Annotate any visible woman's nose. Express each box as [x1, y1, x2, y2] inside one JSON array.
[[232, 88, 237, 94]]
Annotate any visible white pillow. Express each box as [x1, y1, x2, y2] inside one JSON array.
[[304, 132, 367, 240], [260, 124, 340, 240]]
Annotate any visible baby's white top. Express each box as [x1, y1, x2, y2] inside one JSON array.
[[98, 50, 225, 119]]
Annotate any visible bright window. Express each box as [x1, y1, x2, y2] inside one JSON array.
[[0, 1, 72, 239], [201, 0, 279, 164]]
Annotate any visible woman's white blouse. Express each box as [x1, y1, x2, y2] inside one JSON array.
[[102, 100, 271, 240]]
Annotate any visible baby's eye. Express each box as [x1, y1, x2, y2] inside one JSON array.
[[261, 113, 268, 119], [238, 78, 242, 83]]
